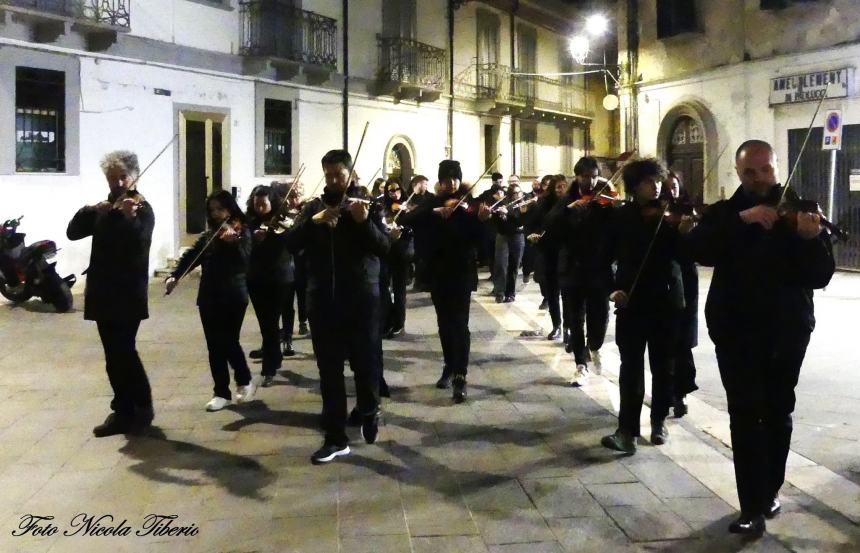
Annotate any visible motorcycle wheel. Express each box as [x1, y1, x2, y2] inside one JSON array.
[[45, 271, 73, 313], [0, 277, 33, 303]]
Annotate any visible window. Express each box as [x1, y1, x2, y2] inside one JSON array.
[[16, 67, 65, 173], [484, 123, 498, 171], [264, 99, 291, 175], [382, 0, 416, 38], [476, 10, 500, 93], [657, 0, 697, 39], [519, 122, 537, 177]]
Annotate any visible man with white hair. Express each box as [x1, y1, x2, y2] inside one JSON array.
[[67, 150, 155, 437]]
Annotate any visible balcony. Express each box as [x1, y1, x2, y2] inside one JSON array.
[[0, 0, 130, 50], [239, 0, 337, 84], [374, 36, 447, 103], [471, 63, 592, 122]]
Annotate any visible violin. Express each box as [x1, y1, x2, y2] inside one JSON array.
[[216, 217, 244, 241], [763, 186, 848, 241], [580, 188, 620, 206], [111, 189, 146, 211]]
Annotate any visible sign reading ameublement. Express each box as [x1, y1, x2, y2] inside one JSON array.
[[770, 68, 854, 105]]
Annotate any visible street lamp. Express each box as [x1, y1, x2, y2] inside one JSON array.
[[585, 14, 609, 36], [568, 34, 590, 64]]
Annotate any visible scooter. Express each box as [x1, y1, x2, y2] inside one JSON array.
[[0, 216, 76, 312]]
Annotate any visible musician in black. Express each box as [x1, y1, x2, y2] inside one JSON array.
[[660, 172, 699, 417], [682, 140, 834, 536], [548, 158, 613, 384], [166, 191, 255, 412], [399, 160, 491, 402], [245, 185, 295, 388], [526, 175, 567, 339], [285, 149, 390, 464], [601, 158, 683, 454], [491, 182, 526, 303], [408, 175, 433, 292], [381, 180, 414, 338], [67, 151, 155, 437], [520, 176, 546, 284]]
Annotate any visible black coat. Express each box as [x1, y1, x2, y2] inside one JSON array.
[[545, 195, 614, 289], [492, 204, 525, 236], [522, 195, 558, 284], [247, 216, 294, 285], [383, 205, 415, 263], [285, 188, 390, 298], [171, 225, 252, 307], [67, 199, 154, 321], [684, 185, 835, 342], [607, 202, 685, 314], [399, 194, 484, 293]]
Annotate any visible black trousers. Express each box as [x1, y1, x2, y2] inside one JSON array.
[[309, 290, 381, 446], [431, 288, 471, 378], [199, 302, 251, 400], [673, 347, 698, 398], [714, 334, 809, 517], [293, 259, 308, 324], [615, 308, 676, 436], [96, 320, 152, 419], [563, 283, 609, 365], [521, 242, 536, 279], [382, 258, 409, 331], [492, 233, 525, 297], [280, 281, 296, 341], [249, 280, 287, 376]]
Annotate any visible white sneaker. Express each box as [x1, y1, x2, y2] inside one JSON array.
[[236, 380, 257, 404], [589, 349, 602, 374], [205, 396, 230, 412], [570, 364, 589, 387]]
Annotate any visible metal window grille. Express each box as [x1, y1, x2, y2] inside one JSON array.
[[1, 0, 131, 28], [264, 99, 291, 175], [239, 0, 337, 69], [15, 67, 65, 173]]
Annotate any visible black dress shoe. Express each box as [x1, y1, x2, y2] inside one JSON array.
[[361, 410, 380, 444], [650, 421, 669, 445], [503, 296, 515, 303], [547, 327, 561, 340], [282, 338, 295, 357], [523, 274, 531, 283], [452, 377, 467, 403], [93, 413, 133, 438], [728, 514, 765, 536], [436, 374, 452, 389], [673, 397, 688, 418], [495, 295, 504, 303], [765, 498, 781, 519], [538, 299, 548, 310], [298, 322, 309, 336], [563, 328, 571, 343], [249, 348, 264, 360]]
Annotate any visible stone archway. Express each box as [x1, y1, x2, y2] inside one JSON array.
[[656, 99, 720, 204], [383, 135, 416, 190]]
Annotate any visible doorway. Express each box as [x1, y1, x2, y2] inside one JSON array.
[[178, 111, 228, 246], [386, 141, 414, 190], [666, 116, 704, 205]]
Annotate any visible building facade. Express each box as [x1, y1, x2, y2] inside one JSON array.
[[616, 0, 860, 268], [0, 0, 616, 276]]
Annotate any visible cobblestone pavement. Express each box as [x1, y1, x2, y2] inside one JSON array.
[[0, 271, 857, 553]]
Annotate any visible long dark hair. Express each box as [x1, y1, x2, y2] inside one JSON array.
[[206, 190, 245, 230], [245, 184, 282, 224]]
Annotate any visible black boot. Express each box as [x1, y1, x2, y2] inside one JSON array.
[[547, 327, 561, 340], [673, 396, 688, 418], [282, 337, 295, 357], [298, 321, 309, 336], [452, 376, 467, 404], [93, 413, 133, 438], [249, 347, 264, 360], [436, 366, 452, 389]]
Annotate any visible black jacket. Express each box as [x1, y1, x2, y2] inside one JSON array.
[[171, 225, 252, 306], [492, 203, 525, 236], [67, 199, 154, 321], [607, 202, 685, 314], [383, 205, 415, 263], [285, 188, 390, 297], [399, 194, 484, 293], [684, 185, 834, 341], [545, 195, 614, 289], [247, 216, 294, 285]]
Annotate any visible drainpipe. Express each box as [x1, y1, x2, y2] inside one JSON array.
[[447, 0, 454, 159], [342, 0, 349, 150], [510, 0, 518, 174]]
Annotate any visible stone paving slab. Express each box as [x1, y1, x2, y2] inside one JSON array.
[[0, 274, 857, 552]]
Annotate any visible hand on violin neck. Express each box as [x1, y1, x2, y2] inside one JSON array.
[[478, 203, 492, 221], [117, 197, 140, 219], [740, 205, 778, 230], [312, 206, 340, 227], [94, 201, 112, 214], [796, 211, 822, 240], [218, 226, 240, 243]]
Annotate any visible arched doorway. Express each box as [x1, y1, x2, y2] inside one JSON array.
[[384, 137, 415, 191], [666, 116, 704, 204], [656, 99, 719, 204]]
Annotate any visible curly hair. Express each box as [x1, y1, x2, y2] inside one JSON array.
[[100, 150, 140, 178], [622, 158, 668, 194]]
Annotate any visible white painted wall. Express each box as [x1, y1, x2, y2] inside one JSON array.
[[129, 0, 240, 55]]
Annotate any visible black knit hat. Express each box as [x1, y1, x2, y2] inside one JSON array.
[[438, 160, 463, 182]]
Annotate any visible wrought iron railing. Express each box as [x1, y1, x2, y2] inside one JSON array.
[[377, 36, 447, 91], [239, 0, 337, 69], [472, 63, 590, 115], [0, 0, 131, 28]]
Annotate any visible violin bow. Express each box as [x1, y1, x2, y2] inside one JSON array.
[[264, 163, 306, 229], [344, 122, 370, 197], [453, 153, 503, 210], [392, 190, 417, 224], [780, 91, 828, 204], [166, 218, 231, 296], [126, 133, 179, 191]]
